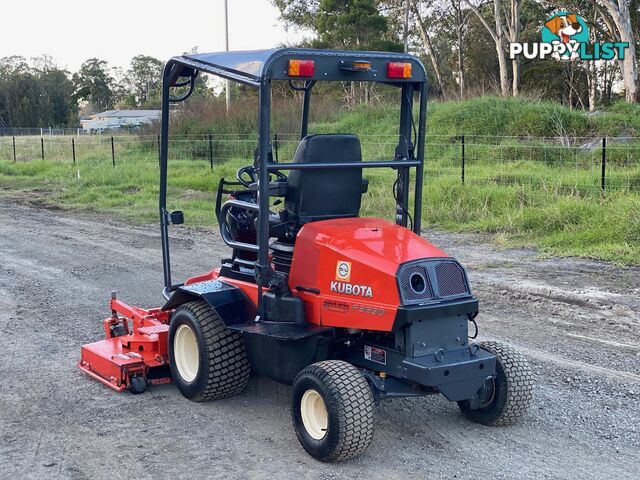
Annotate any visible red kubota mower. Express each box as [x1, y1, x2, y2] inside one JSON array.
[[78, 48, 533, 462]]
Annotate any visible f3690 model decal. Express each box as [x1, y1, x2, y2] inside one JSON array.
[[353, 304, 385, 316], [330, 281, 373, 298]]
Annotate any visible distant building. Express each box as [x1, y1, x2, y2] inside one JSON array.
[[80, 109, 161, 132]]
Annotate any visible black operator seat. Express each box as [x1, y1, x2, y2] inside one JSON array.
[[284, 134, 368, 225]]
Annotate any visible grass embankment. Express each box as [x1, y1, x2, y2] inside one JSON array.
[[316, 95, 640, 138], [1, 96, 639, 264]]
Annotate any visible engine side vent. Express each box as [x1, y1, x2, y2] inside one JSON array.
[[435, 261, 468, 297], [398, 264, 433, 305], [397, 259, 471, 306]]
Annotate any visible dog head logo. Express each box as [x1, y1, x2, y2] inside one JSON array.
[[542, 12, 589, 59], [544, 14, 583, 43]]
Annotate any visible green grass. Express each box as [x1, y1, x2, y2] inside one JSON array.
[[0, 155, 235, 225], [1, 153, 639, 264], [423, 179, 640, 264], [171, 96, 635, 139], [314, 96, 640, 140], [1, 96, 639, 264], [588, 104, 640, 138]]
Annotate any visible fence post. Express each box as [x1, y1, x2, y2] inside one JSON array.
[[601, 137, 606, 192], [111, 136, 115, 168], [461, 135, 465, 184], [12, 136, 16, 162], [157, 134, 161, 166], [208, 134, 214, 170], [72, 138, 76, 164], [274, 133, 279, 162], [41, 137, 45, 161]]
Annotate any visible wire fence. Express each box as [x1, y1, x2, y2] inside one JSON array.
[[0, 127, 90, 137], [1, 133, 639, 194]]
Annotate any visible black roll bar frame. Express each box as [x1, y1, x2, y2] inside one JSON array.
[[158, 51, 428, 306]]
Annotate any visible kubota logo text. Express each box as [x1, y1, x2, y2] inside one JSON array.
[[330, 281, 373, 298]]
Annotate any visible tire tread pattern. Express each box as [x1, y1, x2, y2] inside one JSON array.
[[176, 301, 250, 402], [297, 360, 374, 461], [461, 341, 533, 426]]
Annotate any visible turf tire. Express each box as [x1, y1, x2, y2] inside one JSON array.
[[168, 300, 250, 402], [458, 341, 533, 426], [291, 360, 374, 462]]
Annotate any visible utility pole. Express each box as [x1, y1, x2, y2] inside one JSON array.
[[224, 0, 231, 113], [403, 0, 410, 53]]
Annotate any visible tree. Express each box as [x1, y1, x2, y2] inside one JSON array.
[[205, 1, 640, 108], [272, 0, 402, 50], [593, 0, 638, 102], [411, 1, 447, 97], [505, 0, 521, 95], [463, 0, 511, 96], [272, 0, 402, 107], [72, 58, 116, 111], [272, 0, 320, 30], [37, 67, 77, 127], [314, 0, 402, 50], [449, 0, 473, 97], [0, 56, 77, 127], [126, 55, 163, 106], [31, 54, 57, 72], [0, 57, 37, 126]]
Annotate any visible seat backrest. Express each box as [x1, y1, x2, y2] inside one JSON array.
[[284, 134, 363, 224]]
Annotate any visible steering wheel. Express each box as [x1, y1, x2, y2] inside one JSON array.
[[236, 165, 287, 188], [236, 166, 257, 187]]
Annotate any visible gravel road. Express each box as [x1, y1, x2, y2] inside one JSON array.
[[1, 201, 638, 480]]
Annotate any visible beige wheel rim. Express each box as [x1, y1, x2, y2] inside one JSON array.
[[301, 389, 328, 440], [174, 324, 199, 383]]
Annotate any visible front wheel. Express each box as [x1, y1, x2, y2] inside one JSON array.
[[458, 341, 533, 426], [291, 360, 375, 462], [168, 301, 250, 402]]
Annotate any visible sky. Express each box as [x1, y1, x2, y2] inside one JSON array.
[[1, 0, 308, 72]]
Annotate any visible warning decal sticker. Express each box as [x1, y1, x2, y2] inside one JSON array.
[[364, 345, 386, 365]]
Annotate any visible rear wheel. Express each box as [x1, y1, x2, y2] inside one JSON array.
[[168, 301, 250, 401], [458, 341, 533, 426], [291, 360, 374, 462]]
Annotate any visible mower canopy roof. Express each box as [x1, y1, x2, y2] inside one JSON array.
[[169, 48, 427, 88]]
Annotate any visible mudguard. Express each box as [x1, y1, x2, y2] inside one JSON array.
[[162, 280, 256, 326]]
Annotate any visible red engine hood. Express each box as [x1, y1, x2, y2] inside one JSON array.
[[291, 217, 448, 278], [287, 217, 449, 330]]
